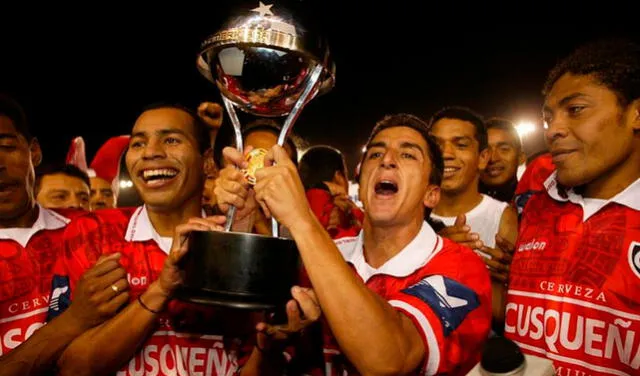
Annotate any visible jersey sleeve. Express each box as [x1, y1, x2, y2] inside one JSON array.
[[46, 215, 105, 320], [387, 269, 491, 374]]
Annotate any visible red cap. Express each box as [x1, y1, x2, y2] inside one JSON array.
[[89, 135, 130, 183]]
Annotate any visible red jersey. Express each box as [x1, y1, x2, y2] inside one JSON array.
[[506, 172, 640, 376], [306, 187, 363, 238], [0, 206, 72, 356], [51, 206, 252, 376], [318, 221, 492, 375]]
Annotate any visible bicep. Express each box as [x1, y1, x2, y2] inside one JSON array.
[[498, 205, 518, 245]]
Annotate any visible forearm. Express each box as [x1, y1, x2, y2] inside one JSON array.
[[57, 282, 169, 376], [289, 215, 414, 375], [0, 312, 86, 376]]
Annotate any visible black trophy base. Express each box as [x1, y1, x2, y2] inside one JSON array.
[[176, 230, 300, 311]]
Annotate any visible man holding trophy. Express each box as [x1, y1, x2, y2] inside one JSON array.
[[200, 1, 492, 374]]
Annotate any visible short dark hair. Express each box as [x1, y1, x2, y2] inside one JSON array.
[[428, 106, 487, 152], [486, 117, 522, 152], [363, 113, 444, 188], [0, 94, 32, 141], [362, 113, 444, 219], [299, 145, 347, 190], [139, 102, 210, 154], [543, 38, 640, 107], [212, 118, 300, 168], [35, 164, 91, 195]]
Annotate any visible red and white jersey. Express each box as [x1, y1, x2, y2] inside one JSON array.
[[506, 172, 640, 376], [319, 221, 492, 375], [51, 206, 252, 376], [0, 206, 71, 356]]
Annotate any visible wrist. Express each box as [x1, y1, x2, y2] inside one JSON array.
[[287, 210, 319, 236], [141, 282, 171, 312]]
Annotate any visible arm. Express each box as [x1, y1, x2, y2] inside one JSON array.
[[0, 253, 129, 376], [240, 287, 321, 376], [57, 217, 226, 376], [254, 146, 425, 376]]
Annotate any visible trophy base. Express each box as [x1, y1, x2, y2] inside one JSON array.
[[177, 230, 300, 311]]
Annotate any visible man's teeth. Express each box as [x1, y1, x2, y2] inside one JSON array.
[[444, 167, 458, 172], [143, 169, 178, 180]]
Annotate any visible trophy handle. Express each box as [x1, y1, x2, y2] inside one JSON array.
[[271, 63, 325, 237], [222, 96, 244, 232]]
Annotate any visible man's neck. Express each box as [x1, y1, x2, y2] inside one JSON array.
[[0, 200, 39, 229], [479, 177, 518, 203], [434, 180, 484, 217], [362, 216, 423, 269], [584, 151, 640, 199], [146, 199, 202, 238]]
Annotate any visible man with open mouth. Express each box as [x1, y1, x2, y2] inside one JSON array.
[[216, 113, 492, 375]]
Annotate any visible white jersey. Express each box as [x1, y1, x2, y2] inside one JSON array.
[[432, 194, 508, 256]]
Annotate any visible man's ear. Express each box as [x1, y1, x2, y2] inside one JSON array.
[[478, 148, 490, 170], [423, 184, 441, 210], [30, 138, 42, 167]]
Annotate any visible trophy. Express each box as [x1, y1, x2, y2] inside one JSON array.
[[176, 0, 335, 310]]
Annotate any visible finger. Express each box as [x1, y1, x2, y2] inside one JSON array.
[[482, 246, 513, 263], [83, 259, 123, 279], [218, 178, 249, 199], [264, 145, 294, 168], [222, 147, 248, 169], [186, 217, 226, 231], [292, 286, 321, 322], [285, 299, 302, 331], [495, 234, 516, 254], [490, 270, 508, 283], [484, 257, 510, 273], [96, 252, 121, 266], [253, 179, 273, 219], [94, 266, 128, 291], [92, 276, 129, 303], [100, 290, 131, 316], [214, 186, 247, 210], [454, 214, 467, 227]]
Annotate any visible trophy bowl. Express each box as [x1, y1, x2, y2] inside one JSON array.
[[177, 0, 334, 310]]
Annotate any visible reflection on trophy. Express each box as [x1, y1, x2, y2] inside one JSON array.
[[176, 0, 335, 311]]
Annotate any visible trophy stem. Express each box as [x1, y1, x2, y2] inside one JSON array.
[[271, 63, 325, 238], [222, 96, 245, 232]]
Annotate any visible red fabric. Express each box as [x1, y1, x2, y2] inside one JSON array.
[[53, 208, 254, 375], [317, 235, 492, 375], [506, 190, 640, 376], [0, 208, 82, 356], [89, 135, 130, 183]]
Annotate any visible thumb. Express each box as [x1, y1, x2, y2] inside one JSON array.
[[454, 214, 466, 227]]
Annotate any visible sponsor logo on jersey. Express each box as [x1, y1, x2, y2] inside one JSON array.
[[518, 238, 547, 252], [505, 291, 640, 374]]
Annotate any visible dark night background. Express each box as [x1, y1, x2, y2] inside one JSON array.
[[1, 3, 639, 174]]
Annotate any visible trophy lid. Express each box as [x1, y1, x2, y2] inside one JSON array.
[[197, 1, 335, 117]]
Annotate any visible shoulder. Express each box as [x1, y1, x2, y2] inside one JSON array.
[[428, 238, 491, 291]]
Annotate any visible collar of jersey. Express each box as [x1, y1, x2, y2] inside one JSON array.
[[334, 220, 443, 282], [544, 171, 640, 220], [0, 204, 70, 247]]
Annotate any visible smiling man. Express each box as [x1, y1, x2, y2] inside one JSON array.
[[505, 39, 640, 376], [479, 118, 526, 203], [429, 107, 518, 331]]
